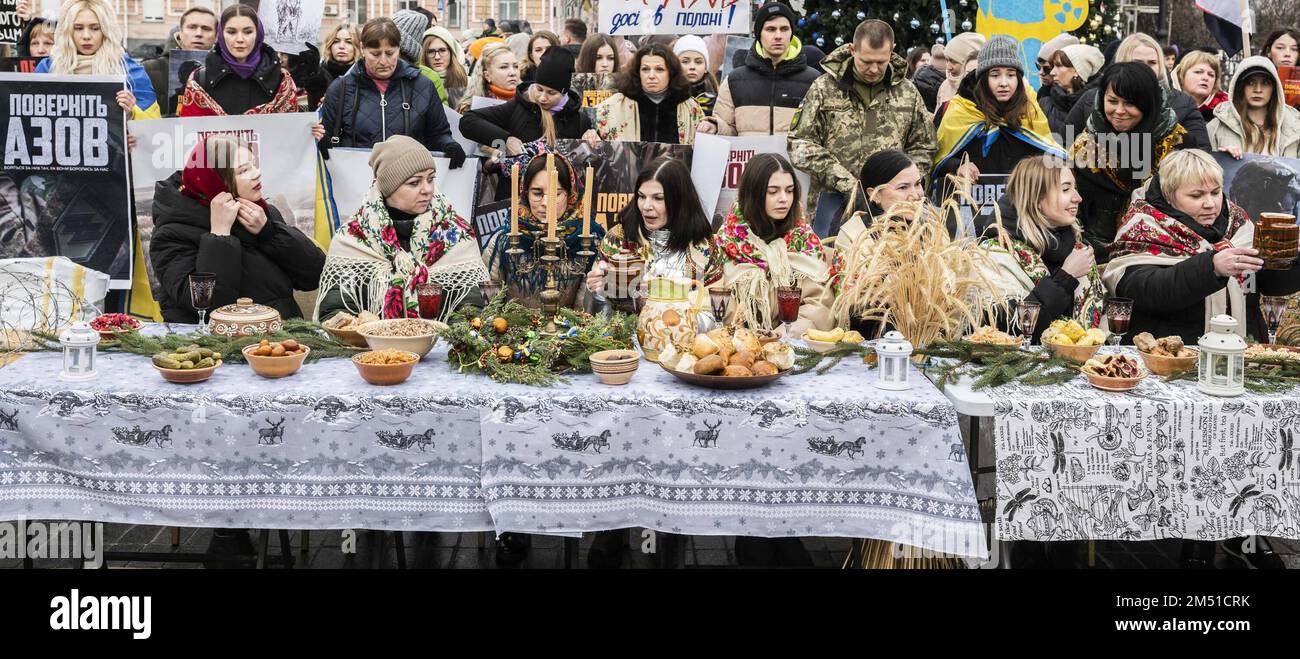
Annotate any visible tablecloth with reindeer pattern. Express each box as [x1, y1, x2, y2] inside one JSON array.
[[0, 344, 984, 558], [991, 357, 1300, 542]]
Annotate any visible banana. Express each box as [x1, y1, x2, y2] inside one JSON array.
[[805, 328, 846, 343]]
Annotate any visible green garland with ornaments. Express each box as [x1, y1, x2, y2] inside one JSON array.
[[442, 293, 636, 386]]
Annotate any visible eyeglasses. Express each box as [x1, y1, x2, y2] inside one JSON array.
[[426, 47, 449, 56]]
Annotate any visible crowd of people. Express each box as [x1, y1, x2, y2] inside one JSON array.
[[7, 0, 1300, 570]]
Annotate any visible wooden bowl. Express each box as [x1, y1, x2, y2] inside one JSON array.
[[154, 362, 219, 384], [1085, 369, 1147, 392], [1138, 349, 1198, 376], [357, 320, 441, 359], [1045, 341, 1103, 363], [589, 349, 641, 385], [660, 361, 786, 390], [242, 344, 310, 378], [324, 325, 369, 348], [351, 351, 419, 386]]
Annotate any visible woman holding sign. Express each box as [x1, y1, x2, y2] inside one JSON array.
[[931, 36, 1064, 196], [177, 6, 304, 118], [456, 42, 520, 114], [1209, 56, 1300, 159], [314, 135, 488, 322], [585, 43, 703, 145], [34, 0, 161, 120]]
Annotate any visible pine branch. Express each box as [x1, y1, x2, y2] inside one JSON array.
[[792, 343, 877, 375], [916, 340, 1080, 390], [33, 320, 361, 363]]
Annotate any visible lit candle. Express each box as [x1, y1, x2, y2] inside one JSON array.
[[510, 163, 519, 235], [547, 153, 557, 241], [584, 165, 594, 236]]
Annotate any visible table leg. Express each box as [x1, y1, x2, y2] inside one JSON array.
[[255, 529, 270, 569], [170, 527, 181, 547], [278, 530, 294, 569], [393, 532, 407, 570], [563, 536, 578, 569], [967, 415, 981, 490], [300, 530, 311, 559], [1088, 540, 1096, 568]]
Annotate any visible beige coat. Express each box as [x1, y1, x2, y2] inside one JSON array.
[[1208, 55, 1300, 157]]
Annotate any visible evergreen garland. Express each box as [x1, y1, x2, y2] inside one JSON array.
[[916, 340, 1082, 390], [33, 320, 361, 363]]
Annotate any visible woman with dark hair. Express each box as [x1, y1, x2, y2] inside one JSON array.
[[149, 135, 326, 323], [1069, 61, 1200, 252], [712, 153, 832, 336], [1210, 56, 1300, 158], [933, 36, 1064, 193], [179, 5, 305, 119], [586, 159, 715, 298], [576, 34, 620, 75], [320, 18, 466, 167], [1040, 44, 1103, 137], [520, 30, 560, 82], [905, 46, 931, 79], [1262, 28, 1300, 73], [584, 43, 703, 144]]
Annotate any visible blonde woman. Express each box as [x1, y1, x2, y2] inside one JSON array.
[[978, 155, 1106, 340], [35, 0, 160, 120], [322, 22, 360, 79], [457, 42, 520, 113], [1174, 50, 1228, 122], [423, 25, 469, 108], [1066, 32, 1210, 149], [1209, 56, 1300, 158]]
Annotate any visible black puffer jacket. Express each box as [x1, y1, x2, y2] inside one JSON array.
[[1038, 84, 1084, 140], [1065, 84, 1211, 150], [632, 88, 692, 144], [1114, 181, 1300, 345], [148, 172, 326, 323], [321, 60, 458, 152], [459, 83, 591, 147], [189, 45, 289, 116], [912, 64, 946, 113], [708, 44, 819, 136], [978, 196, 1086, 341]]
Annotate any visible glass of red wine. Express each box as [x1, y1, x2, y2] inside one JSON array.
[[776, 284, 802, 336], [417, 283, 444, 320], [188, 272, 216, 333], [1263, 295, 1288, 345], [1015, 300, 1041, 349], [1105, 297, 1134, 347]]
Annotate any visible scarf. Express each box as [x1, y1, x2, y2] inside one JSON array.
[[180, 62, 298, 117], [489, 82, 517, 101], [318, 185, 487, 321], [217, 16, 265, 79], [1103, 181, 1253, 336], [935, 87, 1064, 170], [713, 204, 829, 329], [1071, 87, 1186, 194], [179, 137, 269, 210], [978, 231, 1108, 329], [72, 54, 96, 75]]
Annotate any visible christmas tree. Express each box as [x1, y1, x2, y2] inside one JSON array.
[[794, 0, 981, 53], [1072, 0, 1123, 45]]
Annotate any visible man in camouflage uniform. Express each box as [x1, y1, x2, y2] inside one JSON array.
[[788, 20, 936, 220]]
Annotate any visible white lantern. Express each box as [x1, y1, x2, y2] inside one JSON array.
[[58, 321, 101, 381], [875, 331, 914, 390], [1197, 314, 1246, 397]]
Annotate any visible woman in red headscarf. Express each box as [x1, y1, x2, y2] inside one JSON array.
[[148, 135, 326, 322]]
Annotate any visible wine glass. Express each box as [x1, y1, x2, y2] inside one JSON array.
[[1105, 297, 1134, 347], [631, 280, 649, 314], [1015, 301, 1041, 349], [188, 272, 216, 333], [708, 286, 732, 325], [775, 284, 802, 337], [1263, 295, 1288, 345], [1003, 296, 1021, 340], [478, 279, 501, 304], [417, 283, 444, 320]]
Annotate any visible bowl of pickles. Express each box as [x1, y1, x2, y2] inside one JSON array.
[[151, 345, 224, 384]]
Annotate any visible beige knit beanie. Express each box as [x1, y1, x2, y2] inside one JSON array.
[[369, 135, 437, 198]]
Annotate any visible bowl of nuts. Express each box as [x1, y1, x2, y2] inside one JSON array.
[[357, 318, 446, 359], [242, 339, 310, 378], [352, 349, 420, 385]]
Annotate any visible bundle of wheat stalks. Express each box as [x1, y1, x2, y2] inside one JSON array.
[[830, 192, 1004, 346], [844, 539, 966, 569]]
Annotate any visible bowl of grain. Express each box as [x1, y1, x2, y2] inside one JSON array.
[[352, 349, 420, 385], [356, 318, 446, 359]]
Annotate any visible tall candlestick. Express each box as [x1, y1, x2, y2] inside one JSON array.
[[510, 163, 519, 235], [583, 165, 593, 236], [547, 152, 557, 241]]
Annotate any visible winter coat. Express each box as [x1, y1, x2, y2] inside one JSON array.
[[1066, 84, 1211, 151], [148, 172, 326, 323], [178, 45, 298, 116], [320, 60, 459, 152], [593, 88, 702, 144], [912, 63, 946, 113], [787, 45, 937, 218], [1208, 56, 1300, 158], [706, 37, 820, 136], [932, 73, 1064, 187], [1038, 83, 1085, 140], [460, 83, 591, 147]]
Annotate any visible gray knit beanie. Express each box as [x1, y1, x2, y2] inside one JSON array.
[[392, 10, 431, 63], [978, 35, 1023, 78]]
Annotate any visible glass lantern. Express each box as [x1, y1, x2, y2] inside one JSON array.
[[1197, 314, 1246, 397], [58, 321, 101, 381], [875, 331, 914, 390]]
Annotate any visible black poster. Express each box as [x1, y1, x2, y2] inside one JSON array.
[[554, 139, 693, 230], [0, 57, 41, 73], [0, 0, 20, 47], [0, 73, 133, 286]]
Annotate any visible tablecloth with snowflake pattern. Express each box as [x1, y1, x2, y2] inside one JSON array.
[[991, 359, 1300, 542], [0, 346, 985, 558]]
